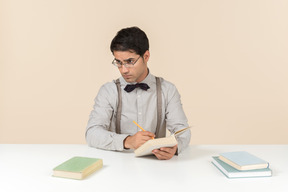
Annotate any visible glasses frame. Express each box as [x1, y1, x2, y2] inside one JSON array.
[[112, 55, 142, 68]]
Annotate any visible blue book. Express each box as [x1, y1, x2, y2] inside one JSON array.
[[219, 151, 269, 171], [212, 156, 272, 178]]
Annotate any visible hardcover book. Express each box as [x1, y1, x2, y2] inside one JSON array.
[[219, 151, 269, 170], [134, 126, 190, 157], [212, 156, 272, 178], [53, 156, 103, 180]]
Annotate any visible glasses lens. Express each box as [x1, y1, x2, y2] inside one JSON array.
[[112, 59, 120, 67], [112, 56, 141, 68], [126, 64, 135, 68]]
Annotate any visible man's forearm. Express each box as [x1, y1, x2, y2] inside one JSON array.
[[86, 126, 129, 151]]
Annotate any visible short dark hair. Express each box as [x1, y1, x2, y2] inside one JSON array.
[[110, 26, 149, 56]]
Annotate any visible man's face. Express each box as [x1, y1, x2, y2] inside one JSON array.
[[113, 50, 150, 83]]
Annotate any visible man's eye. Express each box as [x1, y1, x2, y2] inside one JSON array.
[[126, 59, 133, 64], [115, 60, 122, 64]]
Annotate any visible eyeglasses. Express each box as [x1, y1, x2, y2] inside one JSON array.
[[112, 55, 141, 68]]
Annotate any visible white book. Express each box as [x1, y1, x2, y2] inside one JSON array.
[[219, 151, 269, 170]]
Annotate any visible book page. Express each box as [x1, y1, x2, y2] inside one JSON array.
[[134, 135, 177, 157]]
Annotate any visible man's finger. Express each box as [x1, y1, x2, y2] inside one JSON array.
[[138, 131, 155, 138], [159, 145, 177, 153]]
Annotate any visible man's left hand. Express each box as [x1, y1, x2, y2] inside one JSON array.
[[152, 144, 177, 160]]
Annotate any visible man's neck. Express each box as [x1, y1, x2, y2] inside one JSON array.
[[136, 68, 149, 83]]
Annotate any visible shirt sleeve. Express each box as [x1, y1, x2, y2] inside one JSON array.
[[85, 83, 129, 151], [164, 82, 191, 154]]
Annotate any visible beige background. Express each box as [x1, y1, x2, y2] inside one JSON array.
[[1, 0, 287, 144]]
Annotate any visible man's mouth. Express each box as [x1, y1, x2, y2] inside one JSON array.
[[123, 75, 132, 79]]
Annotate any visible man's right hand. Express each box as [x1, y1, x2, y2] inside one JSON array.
[[124, 131, 155, 149]]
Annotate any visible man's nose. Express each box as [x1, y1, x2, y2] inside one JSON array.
[[120, 65, 129, 73]]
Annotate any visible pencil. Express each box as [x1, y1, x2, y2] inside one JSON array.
[[133, 121, 154, 139]]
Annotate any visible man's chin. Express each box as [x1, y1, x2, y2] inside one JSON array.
[[123, 77, 135, 83], [125, 80, 135, 83]]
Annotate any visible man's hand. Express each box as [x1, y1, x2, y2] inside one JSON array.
[[152, 145, 178, 160], [124, 131, 155, 149]]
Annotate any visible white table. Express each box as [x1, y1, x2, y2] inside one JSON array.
[[1, 144, 287, 192]]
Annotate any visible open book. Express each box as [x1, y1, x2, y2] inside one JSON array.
[[134, 127, 191, 157]]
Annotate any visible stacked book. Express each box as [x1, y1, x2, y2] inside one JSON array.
[[212, 151, 272, 178]]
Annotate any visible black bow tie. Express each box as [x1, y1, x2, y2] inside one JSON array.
[[124, 83, 150, 93]]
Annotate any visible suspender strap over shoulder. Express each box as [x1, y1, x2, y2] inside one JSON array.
[[114, 77, 163, 137], [115, 78, 122, 134], [155, 77, 162, 138]]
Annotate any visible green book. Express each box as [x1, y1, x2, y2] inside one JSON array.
[[212, 156, 272, 178], [53, 156, 103, 180]]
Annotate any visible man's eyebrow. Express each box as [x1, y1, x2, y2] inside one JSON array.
[[123, 57, 135, 61], [115, 57, 135, 62]]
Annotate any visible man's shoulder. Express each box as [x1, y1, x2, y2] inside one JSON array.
[[98, 80, 118, 93], [157, 76, 177, 90]]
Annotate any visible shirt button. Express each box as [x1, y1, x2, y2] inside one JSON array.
[[137, 95, 141, 98], [139, 112, 142, 115]]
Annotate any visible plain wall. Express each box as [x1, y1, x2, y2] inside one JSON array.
[[1, 0, 287, 144]]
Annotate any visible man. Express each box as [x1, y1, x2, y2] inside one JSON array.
[[86, 27, 190, 160]]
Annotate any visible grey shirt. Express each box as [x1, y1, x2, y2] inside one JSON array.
[[85, 72, 191, 154]]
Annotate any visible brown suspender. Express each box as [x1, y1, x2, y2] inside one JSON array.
[[115, 78, 122, 135], [155, 77, 163, 138], [114, 77, 164, 138]]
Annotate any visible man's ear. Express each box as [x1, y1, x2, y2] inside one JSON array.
[[143, 50, 150, 62]]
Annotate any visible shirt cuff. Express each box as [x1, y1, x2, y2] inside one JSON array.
[[113, 134, 130, 151]]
